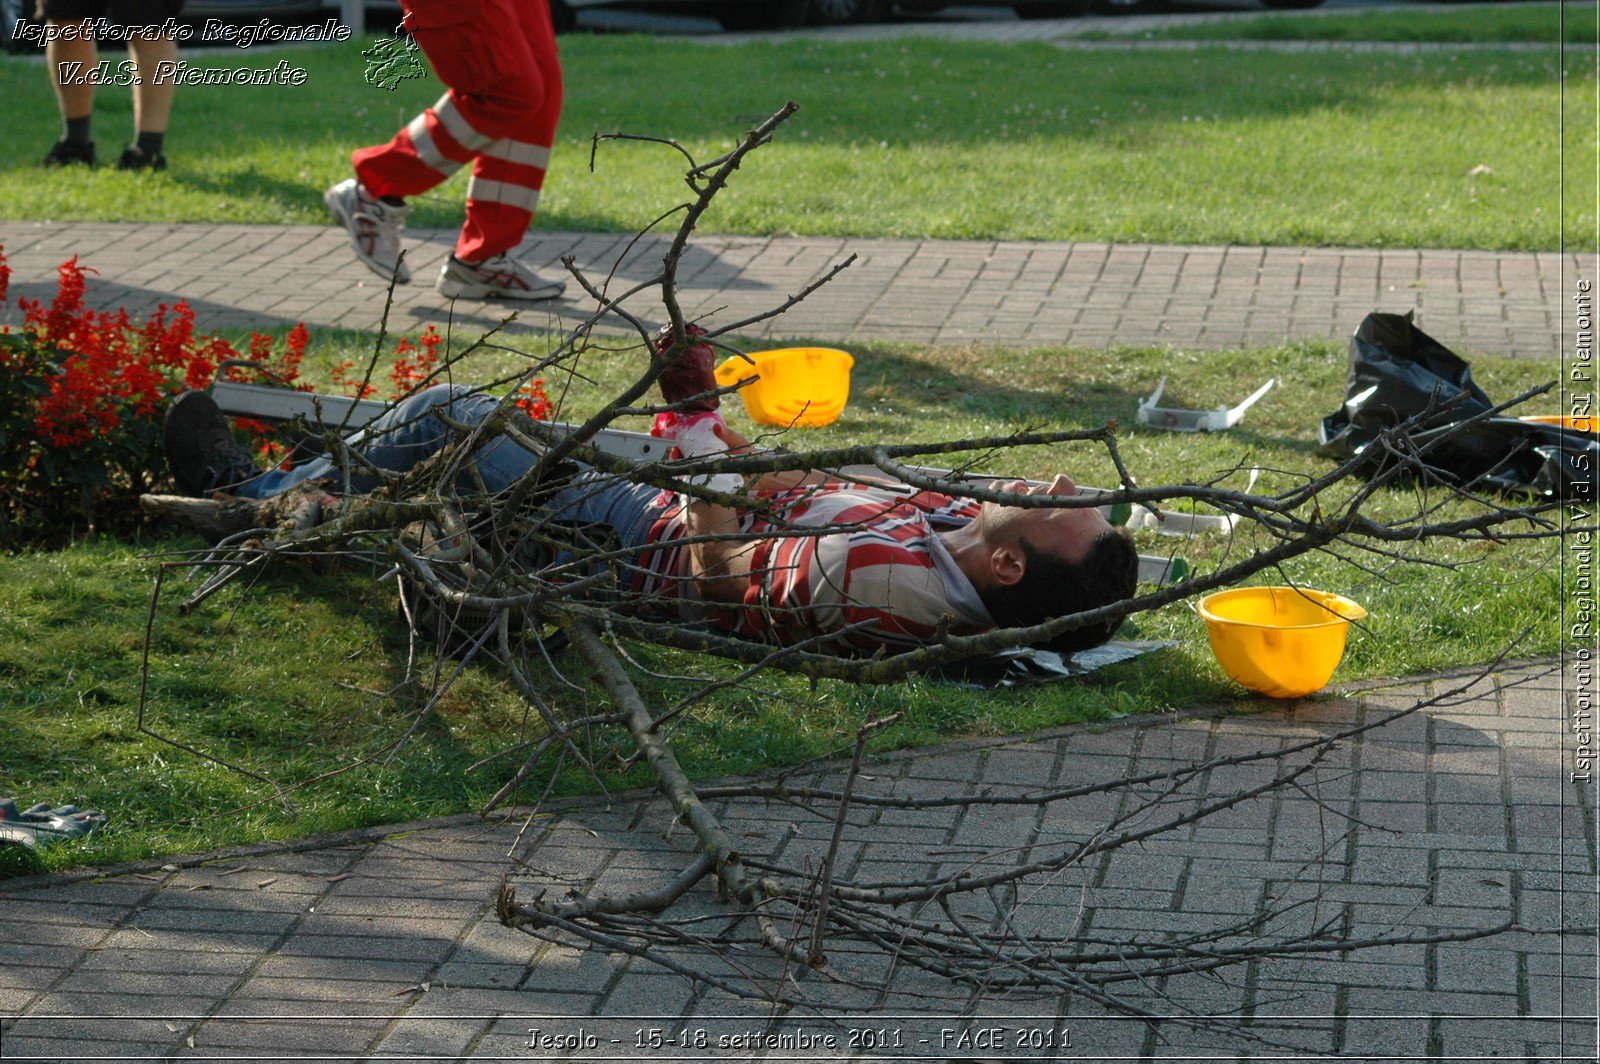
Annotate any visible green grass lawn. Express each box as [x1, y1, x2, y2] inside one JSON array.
[[1091, 1, 1598, 44], [0, 326, 1571, 878], [0, 23, 1584, 878], [0, 35, 1590, 250]]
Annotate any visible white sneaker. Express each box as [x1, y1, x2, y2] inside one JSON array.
[[324, 178, 411, 285], [436, 253, 565, 301]]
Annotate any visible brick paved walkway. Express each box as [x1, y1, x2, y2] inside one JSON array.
[[1, 658, 1593, 1061], [0, 221, 1585, 359]]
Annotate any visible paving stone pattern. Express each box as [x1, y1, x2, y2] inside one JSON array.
[[0, 658, 1593, 1061], [0, 222, 1586, 360]]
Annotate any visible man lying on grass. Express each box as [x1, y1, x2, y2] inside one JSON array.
[[161, 332, 1137, 657]]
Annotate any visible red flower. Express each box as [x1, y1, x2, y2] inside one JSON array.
[[1, 251, 529, 537], [515, 378, 552, 420], [331, 359, 376, 400], [386, 326, 442, 400], [35, 256, 95, 347], [285, 323, 309, 374], [159, 302, 196, 369], [418, 323, 441, 362]]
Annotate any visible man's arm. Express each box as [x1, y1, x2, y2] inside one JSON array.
[[671, 426, 930, 606], [713, 426, 900, 494], [680, 491, 756, 605], [678, 426, 854, 602], [666, 420, 760, 605]]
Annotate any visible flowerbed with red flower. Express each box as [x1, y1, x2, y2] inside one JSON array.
[[0, 246, 551, 542]]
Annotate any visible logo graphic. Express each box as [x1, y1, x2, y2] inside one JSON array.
[[362, 31, 424, 91]]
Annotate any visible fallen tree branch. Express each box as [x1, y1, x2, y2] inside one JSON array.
[[131, 103, 1579, 1021]]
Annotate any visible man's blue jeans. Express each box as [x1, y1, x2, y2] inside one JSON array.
[[230, 385, 664, 551]]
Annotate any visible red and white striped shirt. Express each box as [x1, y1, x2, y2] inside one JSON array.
[[627, 482, 994, 654]]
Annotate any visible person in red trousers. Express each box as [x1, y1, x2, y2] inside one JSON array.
[[325, 0, 565, 301]]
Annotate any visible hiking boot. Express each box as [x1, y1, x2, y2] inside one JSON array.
[[116, 146, 166, 172], [42, 138, 95, 167], [436, 253, 564, 302], [162, 390, 263, 496], [324, 177, 411, 284]]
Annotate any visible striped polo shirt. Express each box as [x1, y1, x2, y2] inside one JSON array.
[[628, 482, 994, 654]]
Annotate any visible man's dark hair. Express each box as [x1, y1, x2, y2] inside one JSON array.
[[977, 527, 1139, 654]]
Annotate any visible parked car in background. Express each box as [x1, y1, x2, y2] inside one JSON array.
[[903, 0, 1325, 14], [190, 0, 326, 16], [1070, 0, 1323, 11], [549, 1, 1326, 31], [550, 0, 887, 31], [3, 0, 1333, 52], [3, 0, 328, 50]]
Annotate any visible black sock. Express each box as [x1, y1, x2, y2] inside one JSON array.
[[64, 116, 91, 146], [135, 130, 164, 157]]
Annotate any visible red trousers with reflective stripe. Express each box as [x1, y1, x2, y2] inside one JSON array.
[[352, 0, 562, 262]]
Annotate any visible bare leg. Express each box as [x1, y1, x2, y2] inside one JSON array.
[[126, 28, 175, 134], [45, 19, 96, 123]]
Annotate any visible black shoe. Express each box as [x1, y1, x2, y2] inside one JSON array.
[[43, 139, 95, 167], [163, 390, 262, 496], [116, 146, 166, 172]]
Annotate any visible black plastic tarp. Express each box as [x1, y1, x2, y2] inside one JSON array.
[[1318, 312, 1597, 499]]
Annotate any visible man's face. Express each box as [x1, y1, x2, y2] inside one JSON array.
[[976, 474, 1111, 567]]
